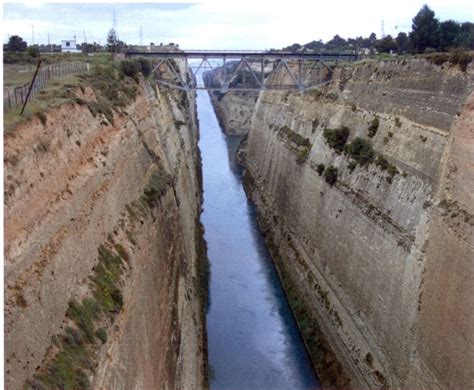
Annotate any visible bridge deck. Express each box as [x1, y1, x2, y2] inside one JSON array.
[[126, 50, 358, 60]]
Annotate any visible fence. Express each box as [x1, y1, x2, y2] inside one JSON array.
[[3, 62, 90, 113]]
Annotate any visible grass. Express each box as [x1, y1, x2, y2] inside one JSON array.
[[5, 55, 140, 133]]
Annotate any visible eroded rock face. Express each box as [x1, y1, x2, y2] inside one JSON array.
[[203, 69, 258, 136], [210, 58, 473, 389], [4, 78, 208, 389]]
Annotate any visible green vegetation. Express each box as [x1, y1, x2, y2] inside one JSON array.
[[344, 137, 375, 165], [367, 117, 379, 138], [425, 49, 473, 71], [279, 126, 312, 165], [316, 163, 325, 176], [143, 168, 173, 207], [394, 117, 402, 127], [37, 112, 47, 125], [96, 328, 108, 344], [324, 166, 338, 186], [323, 126, 349, 153], [297, 148, 310, 165], [279, 126, 311, 148], [26, 244, 127, 389], [347, 160, 357, 173], [92, 245, 124, 313], [375, 155, 399, 183]]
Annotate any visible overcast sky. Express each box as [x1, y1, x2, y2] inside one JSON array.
[[2, 1, 473, 49]]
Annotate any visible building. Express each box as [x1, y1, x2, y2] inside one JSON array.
[[61, 38, 80, 53]]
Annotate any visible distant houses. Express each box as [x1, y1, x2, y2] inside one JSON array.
[[61, 38, 80, 53]]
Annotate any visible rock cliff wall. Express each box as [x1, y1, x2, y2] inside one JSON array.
[[208, 58, 473, 389], [203, 70, 258, 135], [4, 69, 208, 389]]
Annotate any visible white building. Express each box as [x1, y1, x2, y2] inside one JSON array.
[[61, 38, 80, 53]]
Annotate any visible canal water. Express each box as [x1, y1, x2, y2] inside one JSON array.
[[197, 87, 321, 389]]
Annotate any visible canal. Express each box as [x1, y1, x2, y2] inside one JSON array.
[[197, 86, 321, 390]]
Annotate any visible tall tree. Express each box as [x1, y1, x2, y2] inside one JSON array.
[[6, 35, 27, 52], [439, 20, 461, 49], [409, 5, 440, 52], [375, 35, 397, 53], [395, 32, 409, 54]]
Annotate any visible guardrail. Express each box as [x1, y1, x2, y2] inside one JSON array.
[[3, 62, 89, 113]]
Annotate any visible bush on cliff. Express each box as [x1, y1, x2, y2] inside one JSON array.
[[367, 117, 379, 138], [344, 137, 375, 165], [120, 59, 140, 82], [324, 166, 338, 186], [323, 126, 350, 153]]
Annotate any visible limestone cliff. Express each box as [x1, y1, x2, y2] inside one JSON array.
[[208, 58, 473, 389], [203, 69, 258, 135], [4, 66, 208, 389]]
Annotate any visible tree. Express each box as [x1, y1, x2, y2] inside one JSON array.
[[107, 28, 118, 52], [409, 5, 440, 53], [455, 22, 474, 49], [6, 35, 27, 52], [439, 20, 461, 50], [395, 32, 409, 53], [375, 35, 397, 53]]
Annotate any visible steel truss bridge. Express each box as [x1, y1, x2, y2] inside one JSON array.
[[126, 50, 358, 92]]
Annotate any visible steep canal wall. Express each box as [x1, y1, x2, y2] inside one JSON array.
[[4, 61, 208, 389], [205, 58, 474, 389]]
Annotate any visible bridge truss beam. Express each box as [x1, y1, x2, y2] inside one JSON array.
[[127, 51, 358, 91]]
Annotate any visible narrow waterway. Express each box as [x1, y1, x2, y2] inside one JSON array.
[[197, 88, 321, 390]]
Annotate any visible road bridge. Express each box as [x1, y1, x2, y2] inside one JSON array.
[[126, 50, 358, 92]]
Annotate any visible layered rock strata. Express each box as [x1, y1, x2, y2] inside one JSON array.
[[4, 73, 208, 389], [209, 58, 473, 389]]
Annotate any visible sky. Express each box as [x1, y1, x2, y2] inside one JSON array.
[[2, 0, 474, 49]]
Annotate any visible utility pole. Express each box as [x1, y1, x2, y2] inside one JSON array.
[[381, 20, 385, 38], [48, 33, 51, 52], [32, 24, 35, 45], [140, 26, 143, 46]]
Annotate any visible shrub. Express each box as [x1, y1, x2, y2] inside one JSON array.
[[344, 137, 375, 165], [37, 112, 47, 125], [279, 126, 311, 148], [120, 59, 140, 81], [96, 328, 108, 344], [297, 148, 310, 164], [324, 166, 338, 186], [348, 160, 357, 172], [316, 163, 325, 176], [394, 117, 401, 127], [368, 117, 379, 137], [136, 57, 152, 77], [143, 169, 172, 207], [450, 49, 472, 72], [375, 155, 389, 170], [323, 126, 350, 153]]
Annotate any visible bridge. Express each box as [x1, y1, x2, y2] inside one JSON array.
[[126, 50, 358, 92]]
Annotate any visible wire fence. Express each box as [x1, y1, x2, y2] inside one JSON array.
[[3, 62, 90, 113]]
